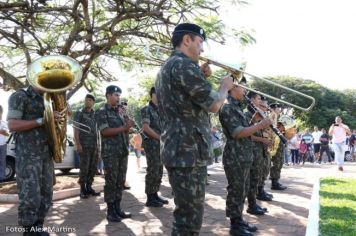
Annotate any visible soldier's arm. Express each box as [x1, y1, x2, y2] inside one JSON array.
[[140, 107, 159, 140], [236, 119, 272, 139], [174, 61, 231, 114], [7, 92, 43, 132], [142, 123, 160, 140]]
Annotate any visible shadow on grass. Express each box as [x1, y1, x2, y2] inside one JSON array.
[[319, 206, 356, 236], [320, 190, 356, 202], [320, 178, 347, 185]]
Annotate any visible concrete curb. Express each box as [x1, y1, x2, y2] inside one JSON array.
[[305, 177, 320, 236], [0, 184, 103, 203]]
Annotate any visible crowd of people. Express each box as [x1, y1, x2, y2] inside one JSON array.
[[0, 22, 355, 236]]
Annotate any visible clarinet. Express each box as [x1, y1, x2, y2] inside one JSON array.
[[244, 95, 288, 144]]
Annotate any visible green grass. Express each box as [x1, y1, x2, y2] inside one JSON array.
[[319, 178, 356, 236]]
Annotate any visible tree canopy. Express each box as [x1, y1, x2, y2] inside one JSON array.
[[0, 0, 255, 98]]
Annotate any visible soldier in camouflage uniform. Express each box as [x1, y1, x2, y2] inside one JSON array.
[[219, 78, 272, 236], [244, 92, 270, 216], [155, 23, 233, 235], [73, 94, 100, 199], [141, 87, 169, 207], [256, 99, 274, 202], [7, 86, 54, 236], [95, 85, 135, 222], [270, 122, 287, 190]]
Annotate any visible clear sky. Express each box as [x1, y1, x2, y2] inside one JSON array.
[[1, 0, 356, 118]]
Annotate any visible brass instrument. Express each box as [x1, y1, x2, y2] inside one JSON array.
[[146, 44, 316, 112], [27, 55, 84, 163]]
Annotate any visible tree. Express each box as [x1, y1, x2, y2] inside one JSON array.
[[250, 76, 356, 129], [0, 0, 255, 99]]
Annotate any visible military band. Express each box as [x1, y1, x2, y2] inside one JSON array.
[[6, 22, 295, 236]]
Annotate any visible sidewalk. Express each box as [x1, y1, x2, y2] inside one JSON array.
[[0, 155, 355, 236]]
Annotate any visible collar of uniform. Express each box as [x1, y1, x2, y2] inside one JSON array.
[[105, 103, 118, 112], [149, 100, 158, 110], [227, 95, 242, 107], [81, 107, 94, 113], [171, 50, 198, 65], [27, 86, 42, 99]]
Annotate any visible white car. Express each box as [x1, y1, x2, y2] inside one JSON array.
[[5, 133, 79, 181]]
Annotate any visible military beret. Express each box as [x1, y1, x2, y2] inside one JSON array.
[[239, 76, 247, 84], [85, 94, 95, 101], [260, 95, 267, 101], [149, 87, 156, 97], [106, 85, 122, 95], [173, 23, 206, 40], [270, 103, 282, 109]]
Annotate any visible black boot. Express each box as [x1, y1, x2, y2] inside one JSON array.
[[271, 179, 287, 190], [23, 225, 38, 236], [34, 219, 49, 236], [106, 203, 121, 222], [154, 192, 169, 204], [86, 184, 100, 196], [247, 197, 265, 215], [146, 194, 163, 207], [80, 184, 89, 199], [256, 186, 272, 201], [115, 200, 132, 218], [230, 218, 255, 236]]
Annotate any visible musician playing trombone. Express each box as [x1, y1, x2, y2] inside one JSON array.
[[155, 23, 233, 235], [219, 77, 272, 236]]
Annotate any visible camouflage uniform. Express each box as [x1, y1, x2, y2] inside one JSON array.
[[270, 139, 285, 181], [219, 96, 253, 220], [155, 50, 219, 235], [95, 104, 129, 204], [244, 110, 265, 199], [73, 108, 97, 186], [141, 101, 162, 194], [259, 128, 273, 189], [7, 86, 53, 227]]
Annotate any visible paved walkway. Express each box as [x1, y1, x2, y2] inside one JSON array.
[[1, 155, 355, 236]]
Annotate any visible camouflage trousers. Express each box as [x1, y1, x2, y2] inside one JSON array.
[[224, 160, 251, 219], [248, 153, 264, 199], [103, 154, 128, 203], [259, 155, 271, 188], [270, 152, 284, 181], [78, 148, 98, 185], [167, 166, 207, 236], [143, 140, 163, 194], [16, 153, 53, 226]]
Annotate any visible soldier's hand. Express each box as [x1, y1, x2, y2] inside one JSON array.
[[251, 112, 264, 124], [221, 75, 234, 90], [258, 118, 273, 130], [200, 62, 212, 78], [262, 138, 272, 147], [76, 143, 83, 153]]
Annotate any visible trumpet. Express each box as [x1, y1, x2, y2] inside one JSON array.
[[146, 44, 315, 112]]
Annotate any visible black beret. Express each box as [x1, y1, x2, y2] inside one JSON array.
[[173, 23, 206, 40], [270, 103, 282, 109], [260, 95, 267, 101], [239, 76, 247, 84], [247, 90, 258, 99], [85, 94, 95, 101], [149, 87, 156, 97], [106, 85, 122, 95]]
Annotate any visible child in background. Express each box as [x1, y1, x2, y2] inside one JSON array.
[[299, 139, 308, 165]]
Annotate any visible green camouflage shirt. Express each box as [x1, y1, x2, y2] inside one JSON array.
[[155, 50, 219, 167], [245, 109, 264, 154], [219, 96, 254, 166], [95, 103, 128, 157], [73, 108, 97, 149], [141, 101, 161, 142], [7, 86, 50, 156]]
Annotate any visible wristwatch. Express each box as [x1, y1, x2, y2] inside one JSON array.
[[35, 118, 44, 126]]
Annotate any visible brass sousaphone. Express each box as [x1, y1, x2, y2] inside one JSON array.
[[27, 55, 84, 163]]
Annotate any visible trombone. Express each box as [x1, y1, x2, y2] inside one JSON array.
[[147, 44, 315, 112]]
